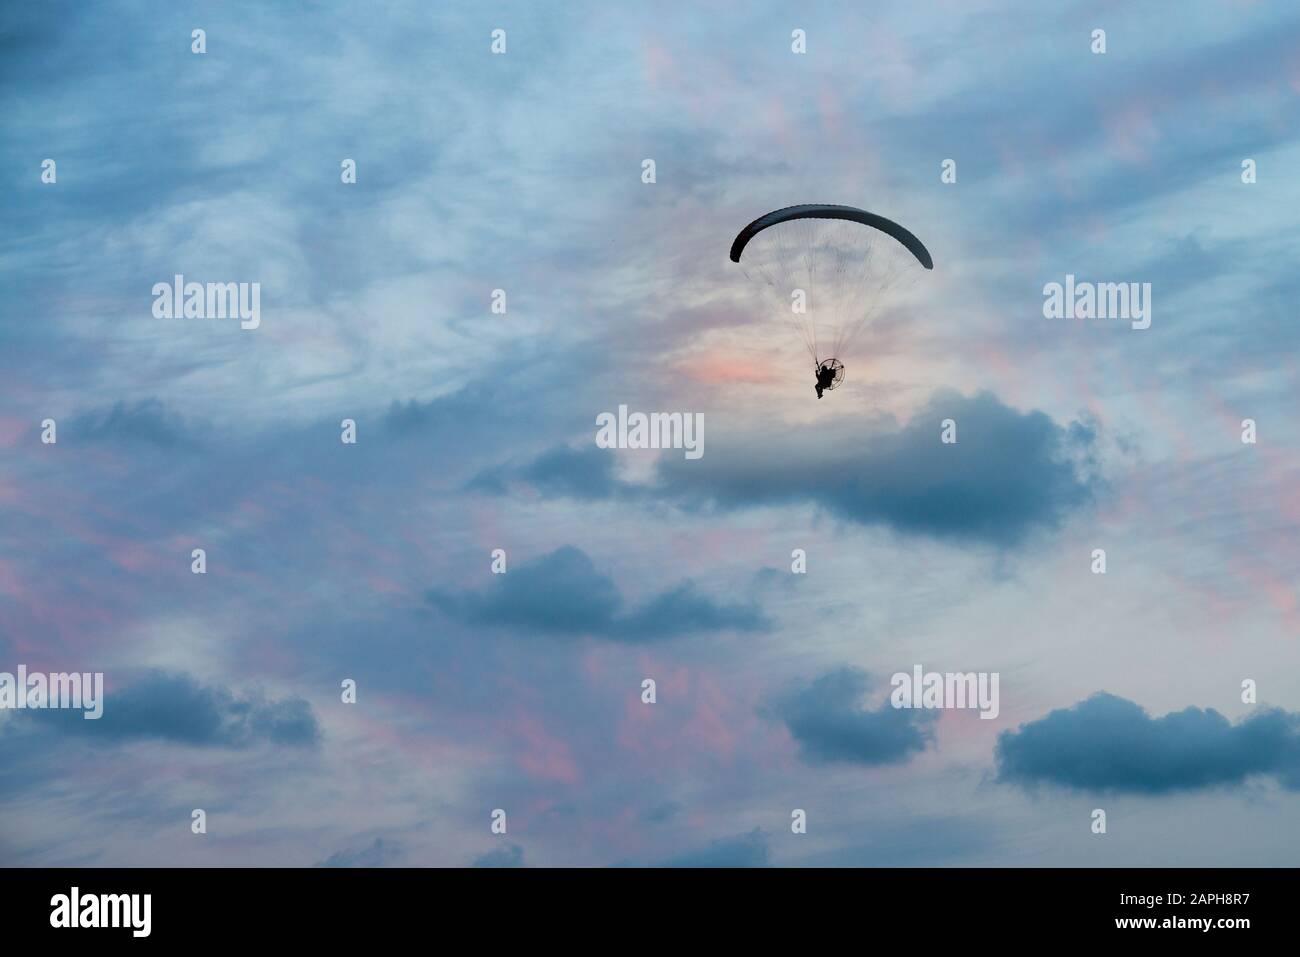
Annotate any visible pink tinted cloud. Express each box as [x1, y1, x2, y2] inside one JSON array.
[[514, 712, 582, 785], [0, 559, 23, 600], [676, 354, 783, 385], [0, 417, 29, 449], [1103, 102, 1161, 165]]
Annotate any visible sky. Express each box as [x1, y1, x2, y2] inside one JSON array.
[[1, 0, 1298, 867]]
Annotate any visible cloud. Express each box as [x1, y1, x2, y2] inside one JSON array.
[[617, 582, 767, 639], [996, 693, 1300, 794], [430, 546, 621, 634], [428, 546, 768, 641], [768, 668, 936, 766], [664, 391, 1100, 546], [318, 837, 402, 868], [472, 843, 525, 868], [488, 392, 1101, 547], [639, 801, 682, 824], [798, 816, 995, 866], [67, 399, 195, 448], [38, 671, 321, 749], [662, 828, 770, 868], [469, 445, 623, 500]]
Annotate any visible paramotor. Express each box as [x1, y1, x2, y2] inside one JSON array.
[[729, 204, 933, 395]]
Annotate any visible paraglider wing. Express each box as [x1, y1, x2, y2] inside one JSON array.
[[728, 204, 933, 366], [729, 204, 933, 269]]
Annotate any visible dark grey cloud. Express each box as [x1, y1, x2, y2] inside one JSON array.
[[618, 582, 767, 639], [38, 671, 321, 749], [767, 668, 936, 767], [67, 399, 195, 448], [486, 392, 1100, 547], [428, 545, 768, 641], [318, 837, 402, 868], [662, 828, 770, 868], [996, 693, 1300, 794], [430, 546, 620, 634], [472, 843, 525, 868], [468, 444, 622, 500], [661, 392, 1100, 546]]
